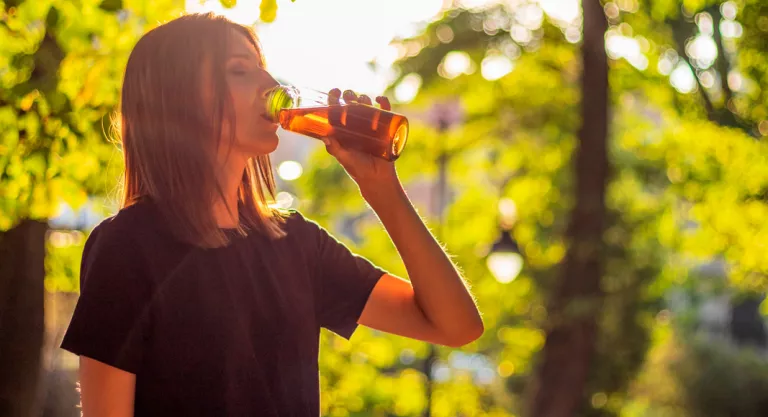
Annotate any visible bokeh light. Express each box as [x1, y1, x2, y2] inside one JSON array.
[[439, 51, 475, 79], [272, 191, 295, 209], [670, 63, 697, 93], [498, 198, 518, 227], [539, 0, 581, 25], [686, 34, 718, 69], [394, 73, 423, 103], [277, 160, 303, 181], [481, 54, 514, 81], [606, 29, 649, 71]]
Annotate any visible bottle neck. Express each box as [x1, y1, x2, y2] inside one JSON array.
[[264, 85, 299, 122]]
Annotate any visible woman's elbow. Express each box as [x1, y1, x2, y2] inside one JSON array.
[[448, 322, 485, 348]]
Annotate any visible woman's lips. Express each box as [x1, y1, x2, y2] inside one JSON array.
[[258, 111, 278, 131]]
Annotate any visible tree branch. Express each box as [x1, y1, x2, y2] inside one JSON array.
[[708, 5, 735, 104], [669, 16, 717, 121]]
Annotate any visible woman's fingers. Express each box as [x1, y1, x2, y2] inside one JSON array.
[[358, 94, 372, 105], [322, 136, 346, 160], [328, 88, 342, 105], [375, 96, 391, 111], [343, 90, 358, 103], [330, 89, 391, 110]]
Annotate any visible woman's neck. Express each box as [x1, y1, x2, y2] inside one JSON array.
[[213, 198, 240, 228], [213, 155, 248, 228]]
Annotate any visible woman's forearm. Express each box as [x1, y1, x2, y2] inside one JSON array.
[[360, 179, 484, 344], [79, 356, 136, 417]]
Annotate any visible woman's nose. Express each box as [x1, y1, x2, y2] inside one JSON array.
[[260, 71, 280, 95]]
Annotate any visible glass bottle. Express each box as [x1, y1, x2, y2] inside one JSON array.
[[264, 85, 409, 161]]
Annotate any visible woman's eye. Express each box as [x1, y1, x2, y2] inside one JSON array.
[[229, 68, 248, 76]]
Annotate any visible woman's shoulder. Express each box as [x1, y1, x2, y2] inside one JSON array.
[[90, 200, 155, 235], [281, 209, 323, 235], [76, 204, 159, 308], [84, 200, 165, 256]]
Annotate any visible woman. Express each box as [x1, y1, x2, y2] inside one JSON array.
[[61, 12, 483, 416]]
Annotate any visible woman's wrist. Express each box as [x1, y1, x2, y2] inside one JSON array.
[[359, 176, 407, 209]]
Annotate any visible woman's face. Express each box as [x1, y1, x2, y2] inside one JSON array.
[[214, 29, 280, 163]]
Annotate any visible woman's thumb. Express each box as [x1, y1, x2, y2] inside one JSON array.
[[322, 137, 342, 157]]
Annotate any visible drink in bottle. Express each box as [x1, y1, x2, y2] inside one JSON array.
[[264, 86, 409, 161]]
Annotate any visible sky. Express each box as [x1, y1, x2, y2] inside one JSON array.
[[186, 0, 448, 96], [185, 0, 733, 99], [184, 0, 587, 100]]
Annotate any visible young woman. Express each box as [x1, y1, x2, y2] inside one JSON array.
[[61, 12, 483, 416]]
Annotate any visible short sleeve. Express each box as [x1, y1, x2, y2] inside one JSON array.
[[297, 213, 387, 340], [60, 222, 152, 373]]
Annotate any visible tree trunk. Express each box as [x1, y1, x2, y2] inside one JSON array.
[[0, 220, 48, 417], [527, 1, 610, 416]]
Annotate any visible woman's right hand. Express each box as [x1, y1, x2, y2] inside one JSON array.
[[322, 88, 399, 189], [326, 88, 391, 110]]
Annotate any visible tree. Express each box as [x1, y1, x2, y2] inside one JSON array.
[[0, 1, 182, 414], [297, 0, 767, 416], [526, 0, 609, 416], [299, 2, 605, 414], [0, 1, 292, 415]]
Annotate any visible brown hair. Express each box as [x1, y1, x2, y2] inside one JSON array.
[[118, 13, 286, 247]]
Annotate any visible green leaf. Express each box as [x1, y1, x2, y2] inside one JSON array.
[[99, 0, 123, 12], [45, 6, 60, 29], [23, 151, 47, 178], [50, 177, 88, 211], [259, 0, 277, 23]]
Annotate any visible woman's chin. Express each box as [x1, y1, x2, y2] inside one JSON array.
[[240, 132, 279, 156]]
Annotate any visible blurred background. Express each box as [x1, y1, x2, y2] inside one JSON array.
[[1, 0, 767, 416]]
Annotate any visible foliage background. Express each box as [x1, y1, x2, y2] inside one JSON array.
[[1, 0, 767, 416]]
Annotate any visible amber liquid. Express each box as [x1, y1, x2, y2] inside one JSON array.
[[277, 103, 409, 161]]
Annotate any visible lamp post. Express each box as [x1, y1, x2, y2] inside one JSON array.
[[487, 195, 524, 284], [487, 229, 524, 283], [420, 100, 524, 416]]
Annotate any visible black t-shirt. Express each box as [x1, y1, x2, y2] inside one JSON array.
[[60, 200, 387, 416]]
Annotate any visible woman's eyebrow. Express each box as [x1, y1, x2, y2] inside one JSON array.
[[228, 53, 256, 60]]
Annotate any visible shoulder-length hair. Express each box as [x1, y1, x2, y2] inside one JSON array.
[[118, 12, 286, 247]]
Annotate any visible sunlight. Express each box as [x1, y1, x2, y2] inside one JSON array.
[[538, 0, 581, 26], [186, 0, 444, 95], [457, 0, 500, 10]]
